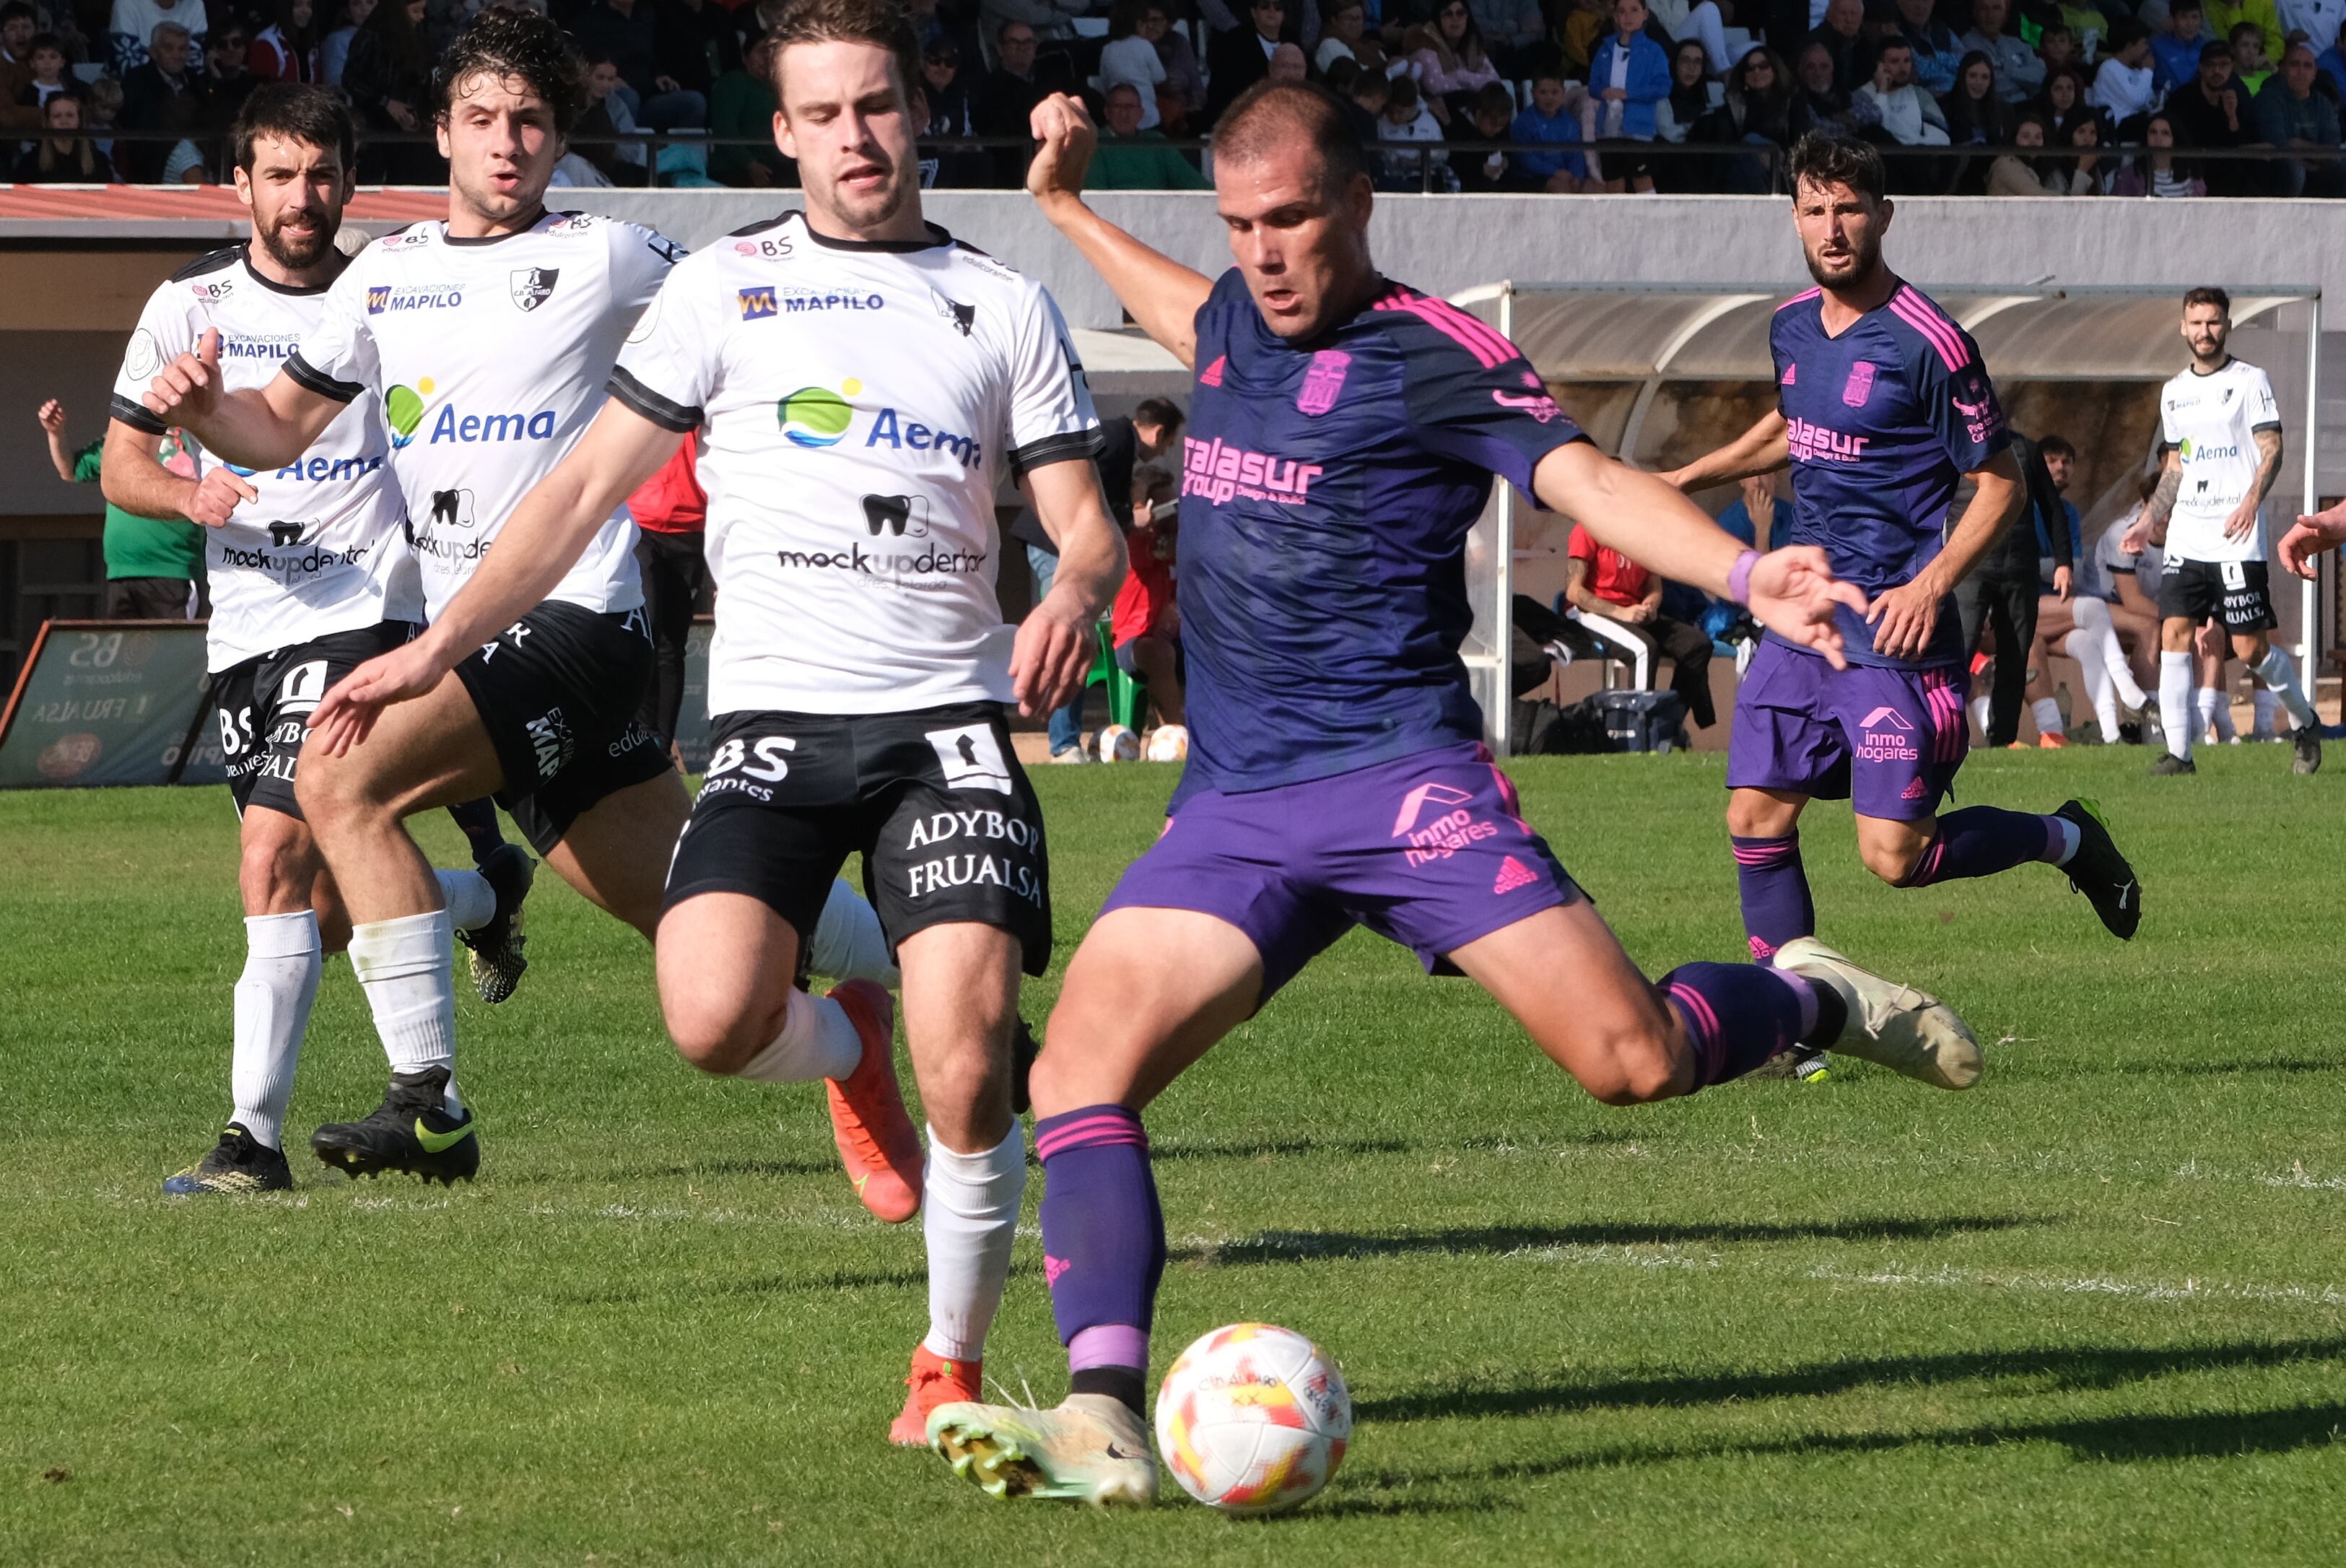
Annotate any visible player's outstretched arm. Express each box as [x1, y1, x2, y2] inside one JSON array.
[[141, 329, 342, 473], [308, 398, 685, 756], [1013, 456, 1130, 717], [1532, 440, 1864, 667], [1865, 446, 2023, 661], [99, 419, 258, 527], [1657, 409, 1789, 491], [1027, 92, 1212, 369], [2280, 502, 2346, 579]]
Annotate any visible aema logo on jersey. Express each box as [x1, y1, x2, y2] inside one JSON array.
[[510, 268, 559, 313], [384, 378, 555, 448], [777, 380, 985, 468], [2177, 436, 2239, 463]]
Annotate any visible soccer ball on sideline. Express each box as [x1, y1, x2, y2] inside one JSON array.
[[1155, 1323, 1351, 1514], [1145, 723, 1190, 762], [1096, 723, 1141, 762]]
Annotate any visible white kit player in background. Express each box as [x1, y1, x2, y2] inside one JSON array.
[[103, 85, 524, 1198], [301, 0, 1126, 1445], [139, 11, 894, 1187], [2123, 286, 2321, 778]]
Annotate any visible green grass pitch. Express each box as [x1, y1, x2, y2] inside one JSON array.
[[5, 745, 2345, 1565]]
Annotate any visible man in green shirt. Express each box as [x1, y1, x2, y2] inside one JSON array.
[[709, 32, 788, 187], [1087, 83, 1209, 189], [40, 396, 204, 619]]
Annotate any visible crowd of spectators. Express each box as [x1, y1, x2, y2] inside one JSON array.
[[6, 0, 2344, 188]]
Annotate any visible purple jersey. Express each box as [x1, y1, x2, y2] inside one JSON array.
[[1175, 270, 1588, 801], [1771, 282, 2009, 668]]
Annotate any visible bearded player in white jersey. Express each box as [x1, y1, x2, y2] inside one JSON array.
[[306, 0, 1125, 1445], [100, 86, 530, 1196], [2122, 286, 2322, 778], [141, 11, 894, 1185]]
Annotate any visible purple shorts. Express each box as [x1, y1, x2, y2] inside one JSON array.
[[1101, 742, 1580, 1003], [1727, 638, 1967, 821]]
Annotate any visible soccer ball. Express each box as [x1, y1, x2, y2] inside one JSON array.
[[1154, 1323, 1351, 1515], [1145, 723, 1189, 762], [1095, 723, 1140, 762]]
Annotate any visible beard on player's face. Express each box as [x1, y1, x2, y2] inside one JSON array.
[[1802, 225, 1880, 290], [256, 200, 337, 270], [817, 141, 911, 232]]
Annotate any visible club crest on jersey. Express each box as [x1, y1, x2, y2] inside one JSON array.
[[738, 287, 778, 320], [510, 268, 559, 312], [932, 289, 977, 336], [1297, 350, 1350, 416], [1841, 361, 1876, 409]]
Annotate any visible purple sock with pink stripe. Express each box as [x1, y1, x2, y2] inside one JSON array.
[[1036, 1105, 1164, 1377], [1730, 833, 1815, 959], [1899, 806, 2054, 887], [1659, 962, 1809, 1087]]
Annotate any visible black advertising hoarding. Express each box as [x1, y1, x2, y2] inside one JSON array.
[[0, 622, 224, 789]]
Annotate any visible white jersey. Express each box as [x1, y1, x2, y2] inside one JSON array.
[[289, 209, 682, 622], [2158, 356, 2281, 566], [611, 211, 1101, 716], [110, 245, 416, 673], [2100, 505, 2164, 600]]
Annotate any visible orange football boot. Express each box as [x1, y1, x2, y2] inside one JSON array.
[[823, 979, 924, 1223], [891, 1344, 983, 1446]]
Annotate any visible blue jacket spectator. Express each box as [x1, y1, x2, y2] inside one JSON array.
[[1590, 0, 1673, 140], [2152, 1, 2216, 93], [1889, 0, 1963, 96], [1510, 79, 1588, 181]]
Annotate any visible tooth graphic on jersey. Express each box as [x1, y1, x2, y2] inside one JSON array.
[[267, 521, 308, 547], [860, 493, 930, 538], [428, 489, 478, 530], [779, 379, 860, 448]]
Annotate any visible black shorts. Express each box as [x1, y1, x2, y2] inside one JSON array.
[[663, 702, 1052, 976], [214, 619, 414, 820], [453, 600, 669, 856], [2159, 557, 2278, 633]]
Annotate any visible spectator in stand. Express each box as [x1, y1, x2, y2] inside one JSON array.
[[1675, 0, 1730, 76], [2035, 23, 2079, 80], [2209, 0, 2285, 69], [318, 0, 367, 86], [2057, 0, 2114, 59], [1693, 45, 1790, 189], [1376, 72, 1455, 188], [247, 0, 317, 80], [1563, 521, 1717, 731], [1888, 0, 1962, 96], [1472, 0, 1544, 73], [200, 19, 263, 139], [977, 19, 1045, 185], [1942, 50, 2007, 144], [1962, 0, 2043, 103], [1454, 79, 1538, 187], [2043, 110, 2113, 190], [17, 32, 79, 110], [2256, 41, 2346, 193], [572, 0, 705, 131], [627, 427, 707, 763], [572, 45, 650, 183], [1154, 11, 1205, 131], [1097, 0, 1168, 129], [916, 38, 989, 186], [86, 73, 125, 157], [2230, 22, 2277, 93], [1555, 0, 1608, 77], [40, 399, 204, 619], [1342, 55, 1390, 139], [342, 0, 433, 180], [121, 19, 203, 181], [2033, 63, 2094, 139], [1407, 0, 1503, 122], [1512, 68, 1592, 188], [2090, 19, 2158, 126], [1268, 39, 1308, 81], [1789, 40, 1857, 136], [109, 0, 204, 75], [1988, 107, 2054, 188], [1859, 37, 1951, 167], [2168, 40, 2252, 188], [1089, 79, 1210, 183], [982, 0, 1082, 45], [2285, 0, 2346, 64], [1315, 0, 1369, 71], [659, 0, 738, 100], [2153, 0, 2215, 92], [1804, 0, 1865, 95], [1592, 0, 1672, 165], [2114, 109, 2207, 191], [1655, 35, 1721, 144], [14, 92, 115, 178], [1206, 0, 1286, 123], [1112, 471, 1184, 731], [0, 1, 38, 136], [1716, 471, 1776, 550], [710, 29, 786, 186]]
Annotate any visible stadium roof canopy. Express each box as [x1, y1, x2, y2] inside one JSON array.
[[1447, 282, 2319, 383]]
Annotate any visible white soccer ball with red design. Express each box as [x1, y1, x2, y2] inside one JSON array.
[[1095, 723, 1140, 762], [1154, 1323, 1351, 1515], [1144, 723, 1189, 762]]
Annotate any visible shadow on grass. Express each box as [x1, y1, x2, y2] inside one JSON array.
[[564, 1263, 938, 1306], [1359, 1336, 2346, 1422], [1179, 1214, 2041, 1268], [606, 1157, 842, 1182], [1154, 1137, 1417, 1164], [1359, 1400, 2346, 1486]]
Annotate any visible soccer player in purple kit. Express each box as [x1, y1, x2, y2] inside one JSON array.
[[925, 90, 1990, 1507], [1662, 136, 2142, 1081]]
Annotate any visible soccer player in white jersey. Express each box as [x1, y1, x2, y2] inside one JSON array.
[[99, 87, 527, 1196], [305, 0, 1125, 1437], [2122, 286, 2322, 777], [141, 10, 891, 1185]]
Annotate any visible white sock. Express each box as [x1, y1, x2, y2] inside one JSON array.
[[2253, 688, 2280, 735], [2073, 599, 2147, 710], [434, 868, 496, 931], [2160, 651, 2194, 760], [2208, 686, 2238, 742], [230, 910, 321, 1149], [2067, 630, 2119, 742], [1968, 692, 1993, 739], [347, 910, 461, 1112], [808, 879, 898, 988], [2041, 815, 2081, 866], [921, 1123, 1026, 1362], [2031, 696, 2063, 738], [732, 988, 863, 1082], [2251, 645, 2318, 728]]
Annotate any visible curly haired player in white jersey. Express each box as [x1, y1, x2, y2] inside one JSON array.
[[301, 0, 1126, 1445], [139, 10, 894, 1186], [102, 86, 532, 1196], [2122, 285, 2322, 778]]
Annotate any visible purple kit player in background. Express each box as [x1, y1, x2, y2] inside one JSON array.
[[923, 86, 1992, 1508], [1664, 136, 2143, 1071]]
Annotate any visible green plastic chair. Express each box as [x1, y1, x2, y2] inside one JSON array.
[[1085, 619, 1148, 731]]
